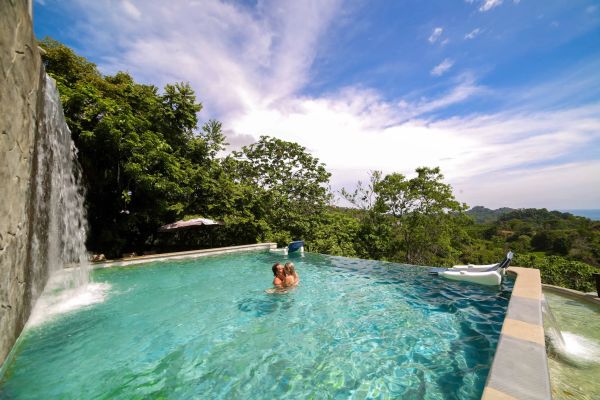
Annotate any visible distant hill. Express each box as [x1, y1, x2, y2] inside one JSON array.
[[466, 206, 514, 223], [497, 208, 577, 225]]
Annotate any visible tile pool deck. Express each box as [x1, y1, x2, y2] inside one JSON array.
[[95, 246, 552, 399]]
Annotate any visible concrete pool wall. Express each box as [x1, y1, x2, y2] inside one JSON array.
[[482, 267, 552, 400], [542, 284, 600, 306], [95, 245, 552, 399], [92, 243, 278, 268]]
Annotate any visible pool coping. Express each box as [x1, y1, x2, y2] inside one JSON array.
[[482, 267, 552, 400], [92, 243, 277, 267]]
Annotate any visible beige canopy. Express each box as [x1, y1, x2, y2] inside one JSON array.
[[158, 217, 223, 232]]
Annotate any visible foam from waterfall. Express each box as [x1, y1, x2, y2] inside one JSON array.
[[543, 295, 600, 366]]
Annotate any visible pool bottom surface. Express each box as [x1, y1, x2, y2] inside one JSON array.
[[543, 290, 600, 400], [0, 252, 512, 399]]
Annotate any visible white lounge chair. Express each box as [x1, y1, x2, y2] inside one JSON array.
[[429, 252, 514, 286]]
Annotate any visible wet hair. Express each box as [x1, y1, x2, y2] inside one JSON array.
[[284, 262, 295, 276], [272, 263, 283, 276]]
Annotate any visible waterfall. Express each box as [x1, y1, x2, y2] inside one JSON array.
[[542, 295, 566, 349], [25, 73, 108, 327]]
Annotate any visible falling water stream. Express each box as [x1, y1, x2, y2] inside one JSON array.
[[542, 296, 566, 349], [25, 74, 108, 328]]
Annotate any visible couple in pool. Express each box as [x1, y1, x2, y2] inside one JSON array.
[[272, 262, 299, 288]]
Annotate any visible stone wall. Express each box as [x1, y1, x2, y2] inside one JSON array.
[[0, 0, 42, 365]]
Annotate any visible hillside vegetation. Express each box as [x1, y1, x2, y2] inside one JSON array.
[[40, 38, 600, 292]]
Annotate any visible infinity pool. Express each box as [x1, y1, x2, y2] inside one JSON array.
[[0, 251, 513, 399]]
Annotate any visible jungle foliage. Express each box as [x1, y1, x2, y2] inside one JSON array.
[[40, 38, 599, 292]]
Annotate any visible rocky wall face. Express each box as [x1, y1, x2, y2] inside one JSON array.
[[0, 0, 41, 365]]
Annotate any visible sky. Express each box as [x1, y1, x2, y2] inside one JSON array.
[[34, 0, 600, 209]]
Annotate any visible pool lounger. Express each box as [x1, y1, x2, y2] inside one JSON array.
[[429, 251, 513, 286], [270, 240, 305, 255], [451, 261, 507, 277]]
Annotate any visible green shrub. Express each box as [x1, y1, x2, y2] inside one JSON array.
[[514, 253, 599, 292]]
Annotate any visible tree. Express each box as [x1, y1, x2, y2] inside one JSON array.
[[224, 136, 332, 244], [309, 208, 360, 256], [343, 167, 467, 265]]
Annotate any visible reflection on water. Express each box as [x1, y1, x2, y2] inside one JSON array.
[[543, 290, 600, 400], [238, 295, 295, 317]]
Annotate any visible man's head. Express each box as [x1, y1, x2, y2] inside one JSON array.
[[272, 263, 284, 278]]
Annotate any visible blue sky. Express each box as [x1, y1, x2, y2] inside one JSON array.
[[34, 0, 600, 208]]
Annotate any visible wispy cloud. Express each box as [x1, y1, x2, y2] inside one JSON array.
[[465, 28, 481, 40], [431, 58, 454, 76], [121, 0, 141, 20], [480, 0, 503, 12], [477, 0, 520, 12], [79, 0, 342, 119], [428, 27, 443, 43], [452, 161, 600, 208]]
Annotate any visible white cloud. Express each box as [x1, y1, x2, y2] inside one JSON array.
[[465, 28, 481, 40], [480, 0, 503, 12], [231, 92, 600, 207], [431, 58, 454, 76], [122, 0, 141, 20], [452, 161, 600, 209], [71, 0, 341, 118], [428, 27, 443, 43]]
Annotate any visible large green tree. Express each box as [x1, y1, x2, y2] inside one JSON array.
[[343, 167, 468, 265], [223, 136, 332, 245]]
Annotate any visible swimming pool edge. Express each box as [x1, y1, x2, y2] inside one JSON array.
[[482, 267, 552, 400], [542, 284, 600, 306], [91, 243, 278, 268]]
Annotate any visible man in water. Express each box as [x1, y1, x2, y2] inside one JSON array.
[[272, 262, 285, 287]]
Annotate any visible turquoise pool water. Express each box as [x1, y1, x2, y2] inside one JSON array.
[[0, 252, 513, 399]]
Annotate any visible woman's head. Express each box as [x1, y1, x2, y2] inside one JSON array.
[[284, 262, 295, 276]]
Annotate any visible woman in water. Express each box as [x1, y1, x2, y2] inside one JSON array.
[[284, 262, 299, 287]]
